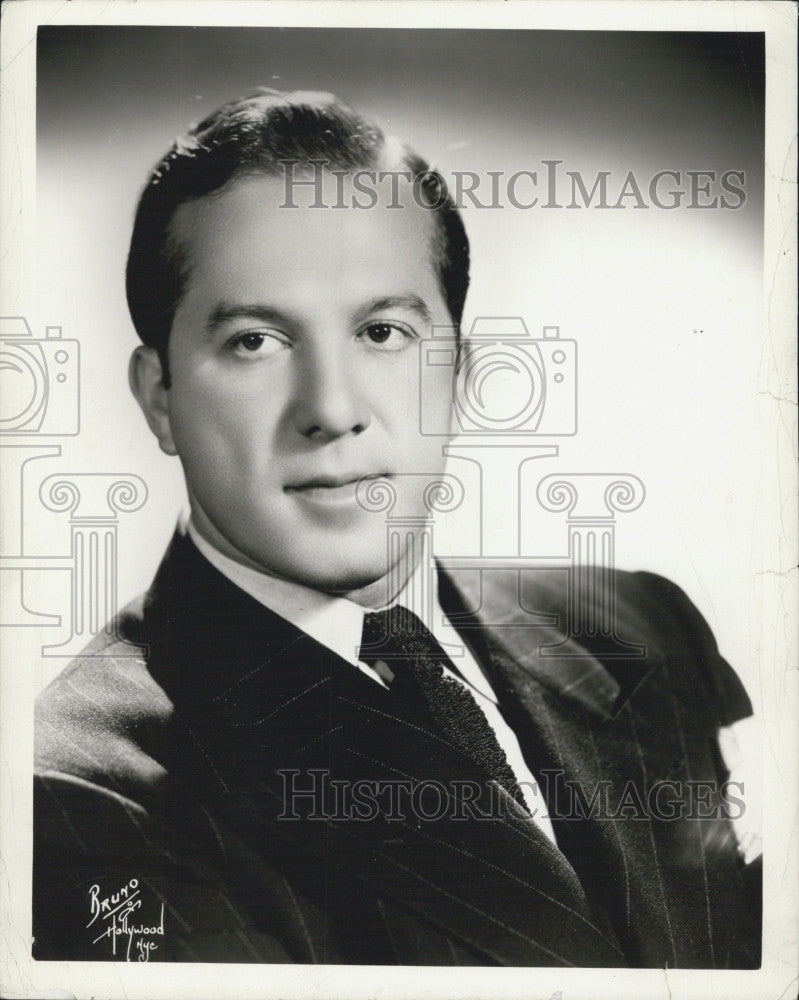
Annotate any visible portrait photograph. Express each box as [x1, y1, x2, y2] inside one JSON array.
[[0, 2, 796, 999]]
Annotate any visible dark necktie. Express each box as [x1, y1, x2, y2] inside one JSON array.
[[359, 605, 528, 811]]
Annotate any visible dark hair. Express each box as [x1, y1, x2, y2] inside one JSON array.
[[125, 88, 470, 383]]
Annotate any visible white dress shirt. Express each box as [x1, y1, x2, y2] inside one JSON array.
[[186, 519, 557, 844]]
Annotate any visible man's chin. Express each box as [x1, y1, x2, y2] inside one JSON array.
[[312, 566, 397, 604], [280, 555, 410, 609]]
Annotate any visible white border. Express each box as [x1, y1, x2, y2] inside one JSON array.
[[1, 3, 796, 999]]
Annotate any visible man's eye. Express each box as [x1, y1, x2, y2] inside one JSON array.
[[227, 331, 287, 357], [239, 333, 266, 351], [360, 322, 415, 351]]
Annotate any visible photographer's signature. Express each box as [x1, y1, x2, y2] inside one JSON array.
[[86, 878, 164, 961]]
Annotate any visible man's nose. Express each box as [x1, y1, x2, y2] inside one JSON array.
[[290, 343, 372, 441]]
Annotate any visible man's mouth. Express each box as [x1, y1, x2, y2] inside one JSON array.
[[285, 472, 390, 504]]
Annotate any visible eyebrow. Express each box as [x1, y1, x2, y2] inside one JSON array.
[[353, 295, 433, 326], [205, 303, 290, 337], [204, 294, 433, 337]]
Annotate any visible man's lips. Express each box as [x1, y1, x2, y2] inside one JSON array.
[[285, 472, 389, 492]]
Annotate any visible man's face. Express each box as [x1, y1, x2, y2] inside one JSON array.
[[157, 172, 455, 595]]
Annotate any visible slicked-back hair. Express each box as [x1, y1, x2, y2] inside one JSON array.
[[125, 89, 470, 384]]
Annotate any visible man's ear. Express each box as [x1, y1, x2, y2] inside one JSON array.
[[128, 347, 177, 456]]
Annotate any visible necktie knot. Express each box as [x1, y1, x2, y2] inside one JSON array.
[[360, 606, 434, 664]]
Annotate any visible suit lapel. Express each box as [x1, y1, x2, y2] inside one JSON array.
[[142, 534, 624, 967], [441, 566, 746, 968]]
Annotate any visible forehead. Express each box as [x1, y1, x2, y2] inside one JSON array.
[[169, 172, 443, 304]]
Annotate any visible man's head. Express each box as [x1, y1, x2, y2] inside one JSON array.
[[127, 89, 470, 602], [126, 89, 469, 385]]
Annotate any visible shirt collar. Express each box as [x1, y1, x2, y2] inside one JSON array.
[[186, 518, 441, 669]]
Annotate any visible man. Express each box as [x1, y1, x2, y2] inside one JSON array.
[[33, 89, 760, 967]]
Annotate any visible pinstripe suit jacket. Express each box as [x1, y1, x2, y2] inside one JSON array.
[[33, 531, 760, 966]]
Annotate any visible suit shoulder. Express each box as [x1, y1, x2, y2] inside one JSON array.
[[512, 565, 716, 649], [506, 565, 753, 725], [35, 595, 173, 798], [613, 569, 722, 654]]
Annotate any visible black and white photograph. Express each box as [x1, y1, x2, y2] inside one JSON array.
[[0, 2, 796, 999]]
